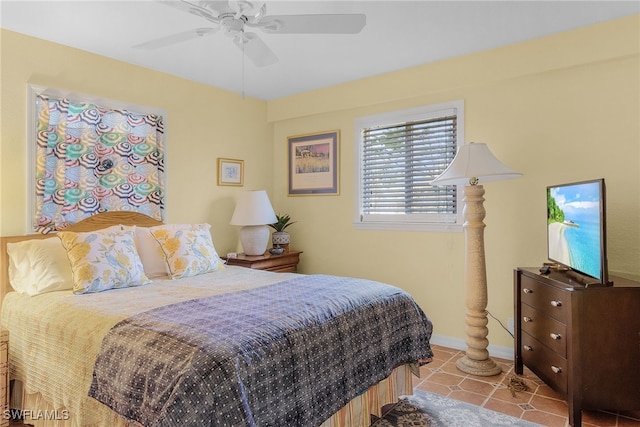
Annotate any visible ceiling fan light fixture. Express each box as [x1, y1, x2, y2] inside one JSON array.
[[217, 12, 246, 38]]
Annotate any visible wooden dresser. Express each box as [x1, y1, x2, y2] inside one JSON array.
[[223, 251, 302, 273], [514, 267, 640, 427]]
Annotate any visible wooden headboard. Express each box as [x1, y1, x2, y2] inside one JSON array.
[[0, 211, 163, 303]]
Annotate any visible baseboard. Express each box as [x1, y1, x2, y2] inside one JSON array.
[[429, 334, 514, 361]]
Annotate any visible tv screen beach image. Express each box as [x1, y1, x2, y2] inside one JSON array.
[[547, 181, 602, 279]]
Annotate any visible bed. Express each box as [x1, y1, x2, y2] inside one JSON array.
[[0, 212, 433, 427]]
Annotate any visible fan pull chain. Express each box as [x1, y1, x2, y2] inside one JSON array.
[[241, 35, 245, 99]]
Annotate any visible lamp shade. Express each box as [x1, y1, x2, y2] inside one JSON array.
[[430, 142, 522, 186], [230, 190, 277, 226]]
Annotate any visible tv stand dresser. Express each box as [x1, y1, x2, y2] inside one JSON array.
[[514, 267, 640, 427]]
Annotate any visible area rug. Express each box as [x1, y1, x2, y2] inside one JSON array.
[[370, 389, 542, 427]]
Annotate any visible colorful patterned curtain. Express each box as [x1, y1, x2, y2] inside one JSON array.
[[34, 95, 165, 233]]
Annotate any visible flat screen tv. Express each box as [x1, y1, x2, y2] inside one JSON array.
[[547, 178, 609, 285]]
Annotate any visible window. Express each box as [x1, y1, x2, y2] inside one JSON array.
[[354, 101, 463, 231]]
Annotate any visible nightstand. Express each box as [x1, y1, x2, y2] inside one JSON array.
[[224, 251, 302, 273]]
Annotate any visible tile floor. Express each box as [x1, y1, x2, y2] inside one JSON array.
[[414, 344, 640, 427], [8, 345, 640, 427]]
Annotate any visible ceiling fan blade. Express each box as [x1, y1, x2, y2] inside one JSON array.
[[134, 27, 218, 49], [233, 32, 278, 67], [156, 0, 222, 23], [257, 14, 366, 34], [229, 0, 265, 19]]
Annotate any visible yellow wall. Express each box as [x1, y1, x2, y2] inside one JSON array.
[[268, 15, 640, 348], [0, 29, 273, 253], [1, 15, 638, 352]]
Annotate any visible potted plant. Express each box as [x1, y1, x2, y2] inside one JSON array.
[[268, 214, 296, 253]]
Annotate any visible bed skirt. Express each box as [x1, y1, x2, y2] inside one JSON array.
[[10, 364, 413, 427]]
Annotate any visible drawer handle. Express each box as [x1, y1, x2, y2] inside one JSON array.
[[550, 333, 562, 340], [523, 288, 533, 294], [523, 316, 532, 323], [550, 300, 562, 307], [523, 345, 533, 351], [551, 366, 562, 374]]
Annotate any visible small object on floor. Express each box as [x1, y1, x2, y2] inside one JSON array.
[[508, 375, 530, 397]]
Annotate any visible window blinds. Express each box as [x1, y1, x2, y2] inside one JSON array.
[[360, 114, 458, 223]]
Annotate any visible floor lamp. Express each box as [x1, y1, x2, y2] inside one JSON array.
[[430, 142, 521, 376]]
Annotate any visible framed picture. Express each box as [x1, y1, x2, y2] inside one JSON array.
[[217, 158, 244, 186], [288, 130, 339, 196]]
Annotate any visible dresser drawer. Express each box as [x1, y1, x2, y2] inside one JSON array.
[[266, 265, 297, 273], [522, 332, 567, 394], [521, 304, 567, 357], [520, 275, 568, 323]]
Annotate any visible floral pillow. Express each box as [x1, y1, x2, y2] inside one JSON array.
[[58, 225, 151, 294], [149, 223, 224, 279]]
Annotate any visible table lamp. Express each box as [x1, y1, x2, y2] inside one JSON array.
[[430, 142, 522, 376], [230, 190, 277, 256]]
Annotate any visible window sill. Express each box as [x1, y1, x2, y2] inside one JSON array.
[[352, 221, 462, 233]]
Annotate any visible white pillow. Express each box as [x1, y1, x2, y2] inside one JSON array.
[[134, 226, 170, 279], [7, 237, 74, 296]]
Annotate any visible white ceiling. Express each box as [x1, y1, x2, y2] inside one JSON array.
[[1, 1, 638, 100]]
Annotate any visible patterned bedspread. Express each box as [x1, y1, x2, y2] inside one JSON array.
[[89, 274, 433, 427]]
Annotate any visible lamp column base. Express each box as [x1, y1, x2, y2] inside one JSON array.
[[456, 354, 502, 376], [458, 184, 502, 377]]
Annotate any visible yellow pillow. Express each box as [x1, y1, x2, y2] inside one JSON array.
[[58, 225, 151, 294], [149, 223, 224, 279]]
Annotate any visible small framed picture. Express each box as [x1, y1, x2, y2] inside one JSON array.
[[288, 130, 339, 196], [217, 158, 244, 186]]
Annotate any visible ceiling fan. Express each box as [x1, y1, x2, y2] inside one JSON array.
[[134, 0, 367, 67]]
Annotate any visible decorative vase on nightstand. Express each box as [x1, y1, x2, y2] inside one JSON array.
[[268, 213, 296, 254]]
